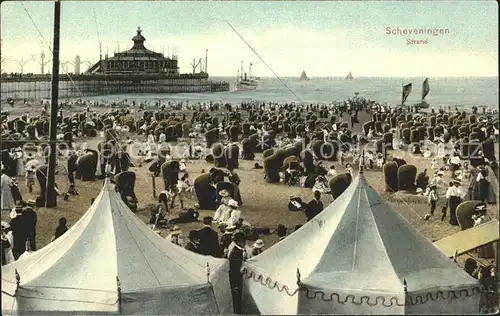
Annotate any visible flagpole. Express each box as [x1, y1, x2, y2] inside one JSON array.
[[421, 68, 424, 102], [401, 80, 404, 106], [45, 0, 61, 207]]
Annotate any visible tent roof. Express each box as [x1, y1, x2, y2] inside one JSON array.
[[2, 179, 225, 295], [244, 172, 479, 293]]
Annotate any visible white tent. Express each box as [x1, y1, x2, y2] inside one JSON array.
[[2, 179, 233, 315], [242, 172, 481, 315]]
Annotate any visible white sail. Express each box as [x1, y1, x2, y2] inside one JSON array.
[[299, 70, 309, 80], [345, 71, 353, 80], [422, 78, 430, 101]]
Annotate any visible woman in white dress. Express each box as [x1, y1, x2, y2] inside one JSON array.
[[213, 190, 234, 223], [312, 176, 330, 194], [221, 200, 242, 227], [1, 221, 15, 265], [376, 152, 385, 168], [392, 134, 400, 150], [172, 173, 194, 209], [143, 134, 156, 161], [430, 159, 438, 170], [1, 168, 15, 212], [159, 133, 167, 144], [328, 165, 337, 178], [14, 148, 25, 177], [436, 141, 445, 159]]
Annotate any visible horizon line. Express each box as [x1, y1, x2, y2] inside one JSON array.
[[208, 75, 499, 78]]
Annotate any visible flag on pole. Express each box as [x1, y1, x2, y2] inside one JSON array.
[[402, 83, 412, 104], [422, 78, 430, 101]]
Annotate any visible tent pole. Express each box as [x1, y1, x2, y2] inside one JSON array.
[[206, 262, 211, 283], [14, 269, 20, 295], [152, 174, 156, 197], [403, 278, 408, 306], [361, 152, 365, 170], [116, 276, 122, 313], [296, 268, 301, 284]]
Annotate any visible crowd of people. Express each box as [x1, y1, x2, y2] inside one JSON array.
[[1, 96, 499, 313]]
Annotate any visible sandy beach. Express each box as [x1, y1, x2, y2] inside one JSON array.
[[2, 101, 494, 257]]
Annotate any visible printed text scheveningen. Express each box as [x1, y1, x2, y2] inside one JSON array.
[[385, 27, 450, 36]]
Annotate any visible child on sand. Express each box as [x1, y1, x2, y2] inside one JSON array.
[[25, 165, 36, 193], [424, 185, 439, 220]]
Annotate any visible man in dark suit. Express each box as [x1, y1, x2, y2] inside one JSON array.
[[22, 204, 38, 251], [196, 217, 221, 257], [9, 206, 27, 260], [305, 191, 323, 221], [67, 153, 78, 187], [229, 232, 246, 314]]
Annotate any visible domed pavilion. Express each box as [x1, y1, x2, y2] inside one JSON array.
[[87, 27, 179, 75]]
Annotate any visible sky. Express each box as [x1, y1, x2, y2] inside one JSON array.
[[0, 1, 498, 77]]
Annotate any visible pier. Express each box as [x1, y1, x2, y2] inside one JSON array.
[[1, 27, 229, 99], [0, 73, 230, 99]]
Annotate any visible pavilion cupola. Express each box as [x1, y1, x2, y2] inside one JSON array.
[[131, 26, 146, 49]]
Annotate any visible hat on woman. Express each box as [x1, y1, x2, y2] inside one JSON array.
[[224, 225, 237, 234], [219, 189, 230, 197], [171, 225, 182, 235], [9, 206, 23, 220], [475, 203, 487, 212], [253, 239, 264, 248]]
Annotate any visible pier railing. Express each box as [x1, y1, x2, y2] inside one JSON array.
[[0, 74, 229, 98], [0, 72, 210, 82]]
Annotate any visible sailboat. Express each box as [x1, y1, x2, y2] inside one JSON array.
[[234, 61, 258, 91], [299, 70, 309, 80], [413, 77, 430, 109], [345, 71, 353, 81]]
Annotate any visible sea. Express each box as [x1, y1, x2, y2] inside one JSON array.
[[6, 76, 499, 109], [88, 77, 499, 109]]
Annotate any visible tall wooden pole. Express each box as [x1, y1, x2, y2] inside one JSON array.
[[401, 82, 404, 106], [45, 0, 61, 208]]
